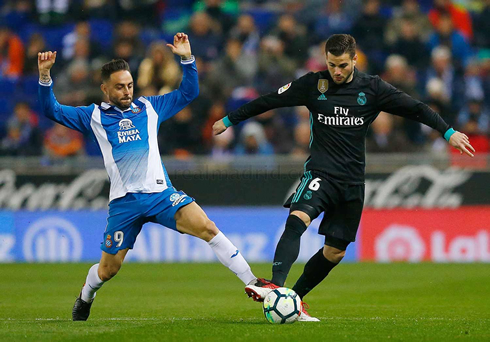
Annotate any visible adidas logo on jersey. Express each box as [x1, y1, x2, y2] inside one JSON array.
[[317, 94, 327, 100]]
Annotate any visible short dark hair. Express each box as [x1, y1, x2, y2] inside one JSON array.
[[101, 59, 130, 82], [325, 34, 356, 58]]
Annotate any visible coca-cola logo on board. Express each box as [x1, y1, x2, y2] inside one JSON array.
[[0, 169, 108, 210], [365, 165, 471, 208]]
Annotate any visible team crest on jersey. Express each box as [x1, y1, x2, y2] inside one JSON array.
[[278, 82, 291, 94], [317, 79, 328, 93], [118, 118, 141, 143], [130, 104, 142, 114], [357, 92, 367, 105], [170, 193, 188, 206], [105, 234, 113, 248], [119, 118, 135, 130], [304, 190, 313, 200]]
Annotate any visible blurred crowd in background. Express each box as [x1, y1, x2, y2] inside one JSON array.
[[0, 0, 489, 163]]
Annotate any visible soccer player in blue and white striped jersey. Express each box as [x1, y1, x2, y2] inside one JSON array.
[[38, 33, 261, 321]]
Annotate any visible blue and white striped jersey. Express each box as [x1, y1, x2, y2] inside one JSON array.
[[38, 58, 199, 202]]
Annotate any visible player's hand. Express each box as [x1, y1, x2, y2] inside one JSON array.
[[38, 51, 57, 72], [166, 32, 192, 59], [212, 119, 227, 135], [449, 131, 475, 157]]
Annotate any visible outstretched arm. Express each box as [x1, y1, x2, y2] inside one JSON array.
[[213, 74, 312, 135], [146, 33, 199, 122], [38, 51, 92, 133], [376, 77, 475, 157]]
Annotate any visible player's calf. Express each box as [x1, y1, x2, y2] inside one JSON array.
[[292, 243, 347, 300], [271, 214, 309, 286], [98, 262, 122, 281], [176, 202, 256, 284], [97, 248, 128, 281]]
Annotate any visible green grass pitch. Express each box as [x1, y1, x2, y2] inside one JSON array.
[[1, 263, 489, 341]]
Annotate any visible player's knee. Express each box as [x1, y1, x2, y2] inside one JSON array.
[[285, 214, 308, 236], [323, 246, 345, 264], [98, 262, 121, 281], [290, 210, 311, 226], [199, 218, 219, 242]]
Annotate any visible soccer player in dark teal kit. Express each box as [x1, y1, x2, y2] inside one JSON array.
[[213, 34, 475, 321], [39, 33, 260, 321]]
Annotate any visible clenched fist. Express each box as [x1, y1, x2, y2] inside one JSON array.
[[38, 51, 57, 84], [38, 51, 57, 72], [212, 119, 228, 135]]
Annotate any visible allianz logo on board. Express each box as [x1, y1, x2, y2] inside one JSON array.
[[23, 217, 83, 262]]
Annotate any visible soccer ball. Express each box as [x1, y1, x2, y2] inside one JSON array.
[[263, 287, 301, 324]]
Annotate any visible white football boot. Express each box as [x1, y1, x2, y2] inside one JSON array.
[[245, 278, 279, 302], [297, 302, 320, 322]]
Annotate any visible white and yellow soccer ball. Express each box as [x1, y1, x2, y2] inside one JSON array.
[[263, 287, 301, 324]]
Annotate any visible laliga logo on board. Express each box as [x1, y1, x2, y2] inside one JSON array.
[[23, 217, 82, 262], [375, 224, 425, 262], [374, 224, 490, 262]]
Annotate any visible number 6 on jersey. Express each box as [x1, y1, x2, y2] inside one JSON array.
[[308, 178, 321, 191]]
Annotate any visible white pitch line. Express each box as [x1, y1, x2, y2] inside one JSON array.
[[0, 317, 193, 322]]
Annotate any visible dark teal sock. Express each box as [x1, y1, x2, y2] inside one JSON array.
[[271, 215, 307, 286], [292, 248, 339, 298]]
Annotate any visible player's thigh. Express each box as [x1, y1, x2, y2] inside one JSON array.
[[285, 171, 339, 222], [319, 185, 364, 243], [145, 189, 216, 241], [174, 202, 218, 240]]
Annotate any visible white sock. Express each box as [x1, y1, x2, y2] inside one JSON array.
[[81, 263, 105, 303], [208, 231, 257, 285]]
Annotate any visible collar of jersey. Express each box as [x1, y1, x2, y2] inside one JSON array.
[[100, 102, 136, 114]]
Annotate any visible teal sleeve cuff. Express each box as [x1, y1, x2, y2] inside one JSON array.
[[444, 128, 456, 142], [222, 116, 233, 128]]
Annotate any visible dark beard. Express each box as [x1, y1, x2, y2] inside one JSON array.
[[333, 68, 355, 85], [112, 98, 132, 110]]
